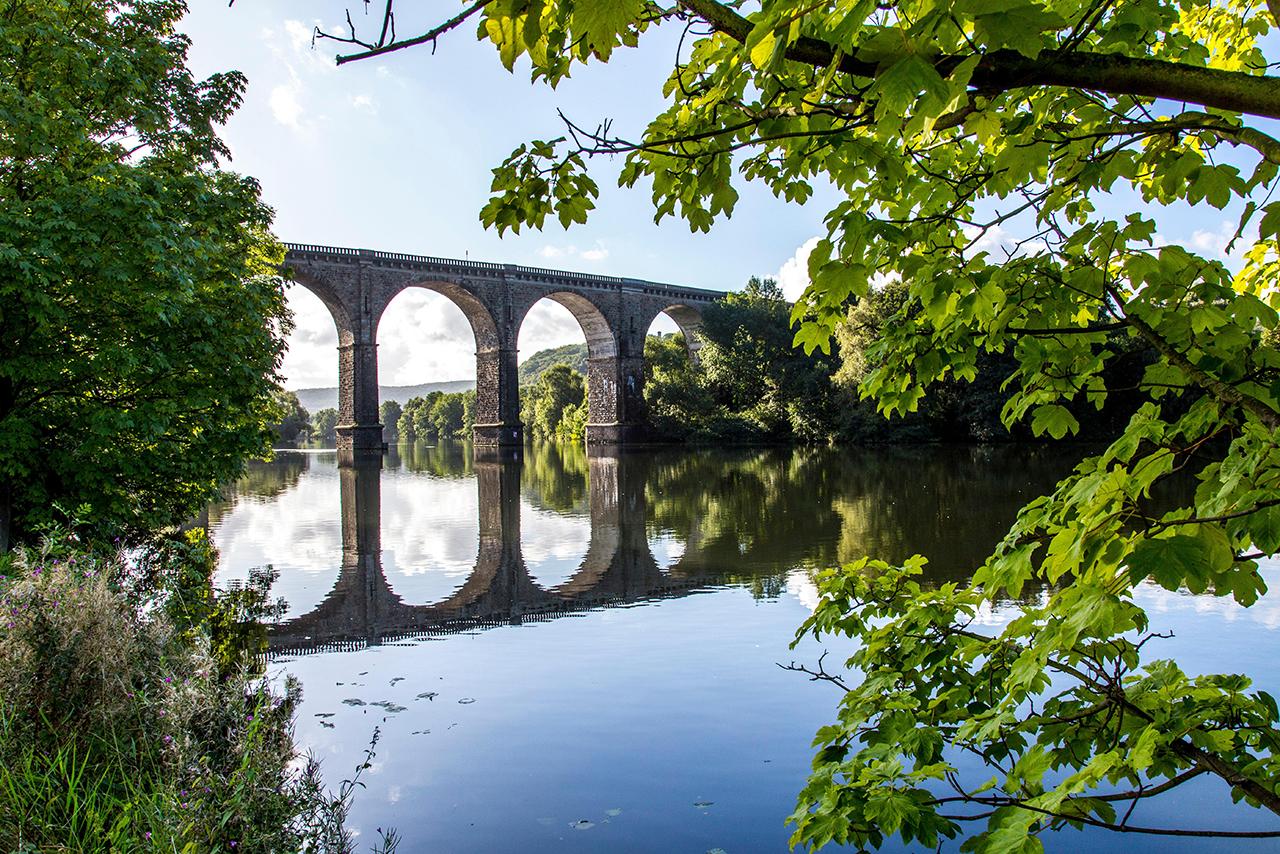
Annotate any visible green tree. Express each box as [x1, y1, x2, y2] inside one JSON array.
[[460, 389, 477, 437], [0, 0, 288, 549], [380, 399, 402, 441], [398, 392, 443, 442], [520, 364, 586, 439], [644, 282, 849, 443], [312, 408, 339, 443], [430, 393, 466, 438], [644, 333, 714, 439], [270, 390, 311, 446], [519, 343, 589, 386], [319, 0, 1280, 847]]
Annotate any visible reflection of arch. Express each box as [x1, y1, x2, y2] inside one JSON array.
[[379, 280, 501, 355], [267, 448, 703, 655], [545, 452, 656, 598]]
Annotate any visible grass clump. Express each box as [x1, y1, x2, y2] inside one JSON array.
[[0, 523, 395, 853]]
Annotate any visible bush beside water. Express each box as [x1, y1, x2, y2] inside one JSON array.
[[0, 524, 395, 852]]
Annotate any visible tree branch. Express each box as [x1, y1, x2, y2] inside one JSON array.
[[1116, 295, 1280, 430], [319, 0, 494, 65], [677, 0, 1280, 121]]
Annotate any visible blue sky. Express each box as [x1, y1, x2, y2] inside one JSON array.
[[181, 2, 836, 389], [180, 2, 1254, 390]]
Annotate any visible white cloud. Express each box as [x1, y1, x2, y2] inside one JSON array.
[[283, 19, 315, 53], [377, 290, 478, 386], [269, 77, 305, 129], [535, 243, 609, 264], [349, 93, 377, 113], [776, 236, 820, 302], [963, 222, 1015, 256], [257, 20, 344, 136], [517, 300, 587, 358], [1188, 220, 1252, 271]]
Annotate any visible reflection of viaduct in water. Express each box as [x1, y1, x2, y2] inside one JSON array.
[[270, 451, 712, 656]]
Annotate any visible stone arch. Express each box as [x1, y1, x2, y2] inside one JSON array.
[[539, 291, 618, 359], [375, 279, 501, 355], [287, 271, 355, 347], [516, 291, 621, 432], [655, 303, 705, 362], [376, 280, 514, 444]]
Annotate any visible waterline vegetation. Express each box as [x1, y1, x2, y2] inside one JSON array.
[[0, 0, 390, 847]]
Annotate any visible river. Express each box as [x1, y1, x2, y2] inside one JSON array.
[[207, 442, 1280, 852]]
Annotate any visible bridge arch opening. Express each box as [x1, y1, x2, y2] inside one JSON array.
[[516, 295, 608, 441], [641, 304, 706, 428], [648, 304, 704, 360], [376, 283, 498, 445], [279, 281, 344, 444]]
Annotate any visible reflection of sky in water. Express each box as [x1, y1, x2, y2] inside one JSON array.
[[217, 447, 1280, 852], [211, 458, 341, 618], [648, 530, 686, 568], [379, 469, 479, 605], [521, 502, 591, 590]]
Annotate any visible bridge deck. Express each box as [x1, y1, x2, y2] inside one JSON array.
[[284, 242, 724, 304]]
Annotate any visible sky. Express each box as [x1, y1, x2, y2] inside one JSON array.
[[178, 3, 1256, 390], [180, 2, 836, 389]]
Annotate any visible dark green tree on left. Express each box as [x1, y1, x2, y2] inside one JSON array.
[[0, 0, 289, 549]]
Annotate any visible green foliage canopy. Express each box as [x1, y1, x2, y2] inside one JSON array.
[[270, 390, 312, 446], [313, 408, 340, 443], [397, 391, 475, 442], [0, 0, 288, 547], [520, 363, 587, 440], [380, 400, 403, 441], [321, 0, 1280, 848]]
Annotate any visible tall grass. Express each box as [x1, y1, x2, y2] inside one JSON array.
[[0, 525, 397, 853]]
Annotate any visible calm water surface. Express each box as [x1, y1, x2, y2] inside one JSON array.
[[208, 443, 1280, 852]]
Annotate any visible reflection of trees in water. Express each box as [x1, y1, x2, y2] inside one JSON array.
[[205, 453, 309, 528], [645, 447, 848, 576], [391, 440, 473, 478], [642, 444, 1077, 594], [520, 442, 588, 514], [828, 445, 1076, 582]]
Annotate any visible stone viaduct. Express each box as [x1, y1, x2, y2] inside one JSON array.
[[268, 451, 718, 656], [283, 244, 725, 450]]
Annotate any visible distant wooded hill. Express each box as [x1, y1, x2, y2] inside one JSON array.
[[292, 343, 591, 414], [518, 343, 588, 386]]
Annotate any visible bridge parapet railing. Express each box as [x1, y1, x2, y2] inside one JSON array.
[[283, 242, 723, 302]]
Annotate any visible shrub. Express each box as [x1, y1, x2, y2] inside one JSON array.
[[0, 525, 394, 853]]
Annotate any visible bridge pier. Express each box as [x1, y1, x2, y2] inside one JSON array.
[[584, 350, 650, 445], [335, 319, 382, 453], [473, 347, 523, 447]]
